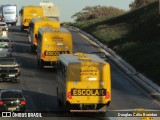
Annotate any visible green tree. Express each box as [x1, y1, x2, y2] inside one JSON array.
[[72, 6, 125, 22], [129, 0, 157, 10]]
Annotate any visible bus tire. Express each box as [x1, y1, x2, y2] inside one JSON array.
[[39, 60, 44, 69], [66, 101, 71, 112], [21, 27, 24, 32], [39, 65, 44, 69], [31, 45, 34, 52], [37, 59, 40, 65]]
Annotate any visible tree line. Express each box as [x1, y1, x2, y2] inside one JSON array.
[[72, 0, 158, 22]]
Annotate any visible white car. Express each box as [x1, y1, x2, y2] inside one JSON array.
[[0, 22, 8, 37], [0, 37, 12, 57]]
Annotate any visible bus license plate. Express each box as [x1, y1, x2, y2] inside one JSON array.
[[8, 107, 16, 111], [71, 89, 106, 96], [45, 51, 69, 56]]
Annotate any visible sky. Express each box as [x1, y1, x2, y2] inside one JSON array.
[[0, 0, 133, 24]]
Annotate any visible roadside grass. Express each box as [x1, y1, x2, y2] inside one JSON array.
[[115, 42, 160, 85], [70, 1, 160, 85]]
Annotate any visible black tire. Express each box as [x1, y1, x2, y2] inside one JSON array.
[[37, 55, 40, 65], [52, 66, 57, 72], [21, 27, 24, 32], [31, 45, 36, 53], [31, 45, 33, 52], [39, 60, 44, 69], [66, 101, 71, 112], [37, 59, 40, 65], [39, 65, 43, 69]]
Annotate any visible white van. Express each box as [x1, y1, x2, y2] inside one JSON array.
[[1, 5, 18, 26]]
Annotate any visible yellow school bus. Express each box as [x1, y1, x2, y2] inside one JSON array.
[[37, 27, 72, 68], [19, 5, 43, 31], [57, 53, 111, 112], [29, 17, 60, 52]]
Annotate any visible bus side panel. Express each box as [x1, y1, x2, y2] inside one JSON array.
[[66, 62, 111, 104]]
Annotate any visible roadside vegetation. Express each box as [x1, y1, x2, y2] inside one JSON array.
[[69, 0, 160, 85]]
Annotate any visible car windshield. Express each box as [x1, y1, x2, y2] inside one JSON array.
[[1, 91, 23, 99]]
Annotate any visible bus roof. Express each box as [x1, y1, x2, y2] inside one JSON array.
[[2, 4, 16, 7], [21, 5, 42, 9], [38, 27, 70, 35], [59, 53, 106, 66], [31, 17, 58, 23]]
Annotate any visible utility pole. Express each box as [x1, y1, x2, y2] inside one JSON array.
[[159, 0, 160, 15], [158, 0, 160, 28]]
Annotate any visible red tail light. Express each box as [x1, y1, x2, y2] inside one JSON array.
[[42, 53, 45, 58], [34, 38, 37, 44], [0, 101, 4, 105], [105, 92, 110, 99], [23, 19, 26, 24], [20, 100, 26, 105], [67, 92, 72, 99]]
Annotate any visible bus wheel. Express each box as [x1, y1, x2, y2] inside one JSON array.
[[66, 101, 72, 112], [37, 59, 40, 65], [39, 65, 44, 69], [31, 45, 34, 52], [21, 27, 24, 32]]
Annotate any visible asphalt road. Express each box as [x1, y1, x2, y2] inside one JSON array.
[[0, 26, 159, 120]]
